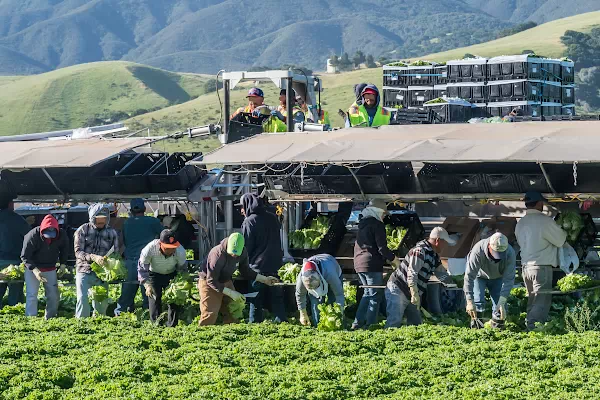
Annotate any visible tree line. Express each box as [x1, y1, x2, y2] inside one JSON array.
[[561, 28, 600, 112]]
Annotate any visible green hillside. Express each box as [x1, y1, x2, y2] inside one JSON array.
[[420, 10, 600, 61], [0, 62, 210, 136]]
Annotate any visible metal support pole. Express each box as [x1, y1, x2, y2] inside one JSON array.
[[224, 167, 233, 236], [281, 203, 294, 261], [295, 201, 302, 230], [223, 79, 231, 141], [286, 78, 294, 132], [539, 163, 558, 195]]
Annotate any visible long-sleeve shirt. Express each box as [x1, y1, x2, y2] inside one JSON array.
[[122, 216, 163, 260], [199, 238, 257, 293], [0, 209, 30, 264], [295, 254, 344, 310], [21, 227, 69, 271], [74, 223, 119, 274], [389, 240, 453, 298], [515, 209, 567, 267], [138, 240, 187, 283], [463, 238, 516, 302]]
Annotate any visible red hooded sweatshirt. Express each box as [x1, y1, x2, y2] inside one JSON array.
[[21, 214, 69, 272]]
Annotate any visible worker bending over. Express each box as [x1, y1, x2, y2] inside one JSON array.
[[385, 227, 455, 328], [198, 233, 277, 325], [296, 254, 344, 326], [231, 88, 267, 119], [346, 85, 390, 128], [464, 233, 516, 324], [21, 214, 69, 319], [515, 191, 566, 330]]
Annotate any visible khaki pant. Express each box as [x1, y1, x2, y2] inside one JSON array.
[[198, 279, 237, 326], [523, 265, 553, 330]]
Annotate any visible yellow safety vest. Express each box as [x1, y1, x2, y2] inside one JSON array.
[[348, 104, 390, 127]]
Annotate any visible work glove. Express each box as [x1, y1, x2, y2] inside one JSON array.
[[32, 268, 48, 284], [143, 282, 156, 300], [409, 285, 420, 307], [270, 110, 284, 120], [223, 287, 245, 302], [391, 257, 401, 269], [497, 296, 508, 320], [91, 255, 105, 266], [466, 298, 477, 319], [256, 274, 279, 286], [56, 263, 68, 276], [299, 309, 310, 326]]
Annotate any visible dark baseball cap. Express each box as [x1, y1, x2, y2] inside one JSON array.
[[130, 198, 145, 211], [246, 87, 264, 98], [523, 191, 547, 203], [160, 229, 180, 249]]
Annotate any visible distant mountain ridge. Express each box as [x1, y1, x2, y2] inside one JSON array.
[[0, 0, 598, 75]]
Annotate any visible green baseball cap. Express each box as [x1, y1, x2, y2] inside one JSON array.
[[227, 232, 245, 256]]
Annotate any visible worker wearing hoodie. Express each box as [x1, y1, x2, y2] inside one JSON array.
[[240, 193, 285, 323], [74, 203, 120, 318], [346, 85, 391, 128], [352, 199, 400, 329], [21, 214, 69, 318]]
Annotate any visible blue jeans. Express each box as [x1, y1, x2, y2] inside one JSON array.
[[307, 285, 337, 326], [385, 280, 422, 328], [25, 268, 59, 319], [76, 272, 109, 318], [353, 271, 383, 328], [474, 277, 503, 318], [114, 258, 148, 315], [0, 282, 24, 307], [248, 279, 287, 323]]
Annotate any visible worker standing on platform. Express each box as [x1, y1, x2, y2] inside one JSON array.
[[352, 199, 400, 329], [21, 214, 69, 319], [346, 85, 390, 128], [0, 186, 29, 308], [296, 254, 344, 326], [515, 191, 566, 330], [74, 203, 119, 318], [231, 88, 266, 119], [464, 233, 516, 324], [239, 193, 285, 323], [385, 227, 456, 328], [114, 198, 163, 315]]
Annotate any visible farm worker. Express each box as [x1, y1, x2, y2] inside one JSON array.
[[239, 193, 284, 323], [114, 198, 163, 316], [515, 191, 566, 330], [164, 214, 195, 250], [231, 87, 266, 119], [463, 233, 516, 323], [307, 103, 331, 126], [296, 254, 344, 326], [21, 214, 69, 319], [346, 85, 391, 128], [138, 229, 188, 327], [74, 203, 119, 318], [385, 227, 456, 328], [352, 83, 369, 107], [352, 199, 401, 329], [198, 233, 277, 325], [0, 186, 30, 308], [265, 88, 304, 132]]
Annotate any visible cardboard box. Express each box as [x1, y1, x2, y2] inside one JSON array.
[[471, 216, 517, 248], [440, 217, 479, 259]]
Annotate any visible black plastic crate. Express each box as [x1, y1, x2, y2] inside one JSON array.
[[562, 63, 575, 83], [561, 86, 575, 104], [264, 175, 299, 193], [383, 211, 426, 257], [517, 174, 549, 192], [418, 174, 458, 193], [434, 66, 448, 85], [562, 106, 576, 116], [407, 88, 435, 107], [424, 103, 472, 123], [383, 87, 407, 108], [408, 67, 436, 86], [485, 174, 518, 193], [456, 174, 485, 193]]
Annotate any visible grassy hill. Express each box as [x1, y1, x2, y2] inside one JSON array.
[[420, 10, 600, 61], [0, 61, 210, 136]]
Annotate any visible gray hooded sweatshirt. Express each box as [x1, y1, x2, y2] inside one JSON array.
[[74, 203, 120, 273]]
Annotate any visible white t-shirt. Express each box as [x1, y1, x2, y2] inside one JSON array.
[[139, 239, 187, 275], [515, 209, 567, 267]]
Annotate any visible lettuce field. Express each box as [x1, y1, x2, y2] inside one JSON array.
[[1, 316, 600, 400]]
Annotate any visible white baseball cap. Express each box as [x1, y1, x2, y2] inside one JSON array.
[[489, 232, 509, 259], [429, 227, 457, 246]]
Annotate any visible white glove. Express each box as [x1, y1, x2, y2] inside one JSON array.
[[256, 274, 279, 286], [91, 255, 105, 266], [143, 282, 156, 300], [223, 287, 245, 302], [497, 296, 508, 320], [409, 285, 420, 307], [33, 268, 48, 284], [466, 298, 477, 319], [299, 309, 310, 326]]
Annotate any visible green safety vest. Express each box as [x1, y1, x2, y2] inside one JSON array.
[[348, 104, 391, 127]]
